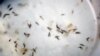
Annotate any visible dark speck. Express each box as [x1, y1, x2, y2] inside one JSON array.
[[7, 4, 11, 9], [3, 13, 10, 18], [71, 10, 74, 14], [35, 22, 39, 25], [28, 23, 32, 28], [57, 29, 61, 33], [80, 44, 85, 46], [61, 14, 65, 16], [81, 0, 83, 2], [75, 32, 81, 34], [14, 41, 18, 48], [56, 25, 60, 30], [32, 52, 34, 56], [33, 47, 37, 53], [47, 27, 52, 31], [15, 43, 18, 48], [22, 48, 28, 55], [78, 44, 85, 50], [4, 31, 8, 34], [86, 37, 90, 41], [78, 46, 83, 50], [9, 39, 11, 42], [48, 32, 51, 37], [22, 51, 25, 55], [12, 11, 18, 16], [14, 41, 17, 44], [55, 36, 59, 40], [73, 28, 77, 31], [23, 43, 26, 48], [15, 49, 17, 52], [57, 29, 67, 34], [90, 0, 92, 3], [40, 16, 44, 20], [61, 30, 67, 34], [0, 48, 2, 52], [24, 32, 30, 37], [9, 7, 13, 11]]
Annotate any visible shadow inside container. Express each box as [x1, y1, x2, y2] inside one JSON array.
[[0, 0, 5, 4]]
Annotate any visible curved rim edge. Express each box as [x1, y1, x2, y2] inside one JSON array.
[[86, 0, 98, 56]]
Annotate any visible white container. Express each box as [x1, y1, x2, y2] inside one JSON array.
[[0, 0, 98, 56]]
